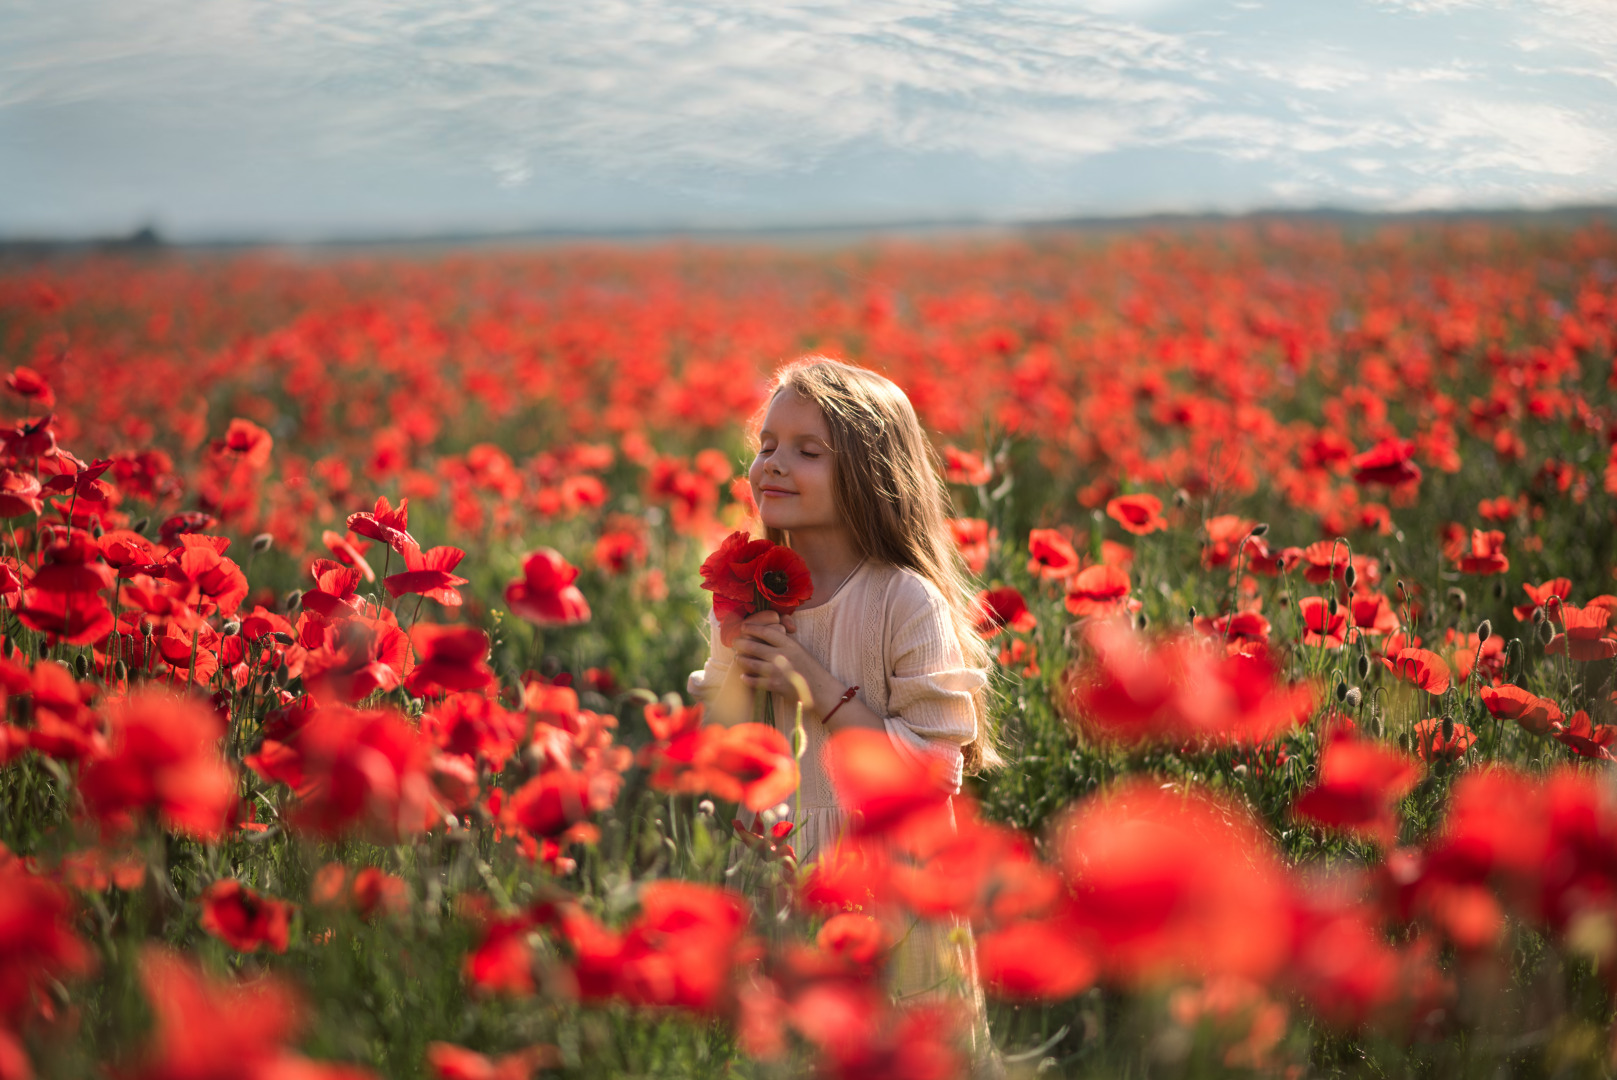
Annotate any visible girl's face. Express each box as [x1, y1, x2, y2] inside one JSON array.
[[749, 389, 841, 536]]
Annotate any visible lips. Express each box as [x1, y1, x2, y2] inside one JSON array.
[[759, 486, 796, 496]]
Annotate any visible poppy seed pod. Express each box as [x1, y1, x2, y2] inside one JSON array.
[[252, 533, 274, 553], [1477, 619, 1492, 643], [1344, 687, 1362, 708]]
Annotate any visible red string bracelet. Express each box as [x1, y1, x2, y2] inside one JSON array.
[[821, 685, 859, 725]]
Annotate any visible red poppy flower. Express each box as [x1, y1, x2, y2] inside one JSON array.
[[503, 768, 600, 840], [199, 880, 292, 954], [1064, 564, 1131, 617], [1201, 515, 1256, 570], [426, 1043, 560, 1080], [1351, 438, 1421, 486], [690, 722, 799, 813], [321, 529, 376, 582], [405, 624, 493, 696], [752, 545, 812, 613], [0, 469, 43, 518], [1410, 718, 1476, 762], [347, 495, 416, 554], [15, 587, 114, 646], [1349, 592, 1399, 636], [1299, 541, 1351, 584], [942, 445, 992, 485], [1298, 596, 1347, 649], [1106, 493, 1167, 535], [698, 530, 774, 602], [975, 906, 1098, 1001], [1454, 529, 1508, 575], [124, 946, 369, 1080], [1544, 603, 1617, 661], [823, 728, 951, 835], [78, 689, 236, 839], [1383, 648, 1452, 695], [973, 586, 1036, 638], [1293, 734, 1420, 847], [385, 541, 469, 606], [1552, 710, 1614, 760], [504, 549, 590, 626], [5, 366, 54, 408], [1055, 779, 1292, 985], [0, 855, 94, 1030], [1479, 684, 1563, 735], [947, 517, 995, 575], [1514, 578, 1572, 622], [1026, 528, 1080, 581], [301, 561, 365, 619]]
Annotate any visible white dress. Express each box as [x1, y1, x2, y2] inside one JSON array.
[[687, 559, 995, 1032]]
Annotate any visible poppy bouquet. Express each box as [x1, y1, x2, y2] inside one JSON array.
[[699, 530, 813, 726]]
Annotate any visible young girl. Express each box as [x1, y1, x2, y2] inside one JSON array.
[[686, 355, 999, 1056]]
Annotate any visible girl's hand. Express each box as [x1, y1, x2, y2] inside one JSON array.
[[732, 610, 819, 696]]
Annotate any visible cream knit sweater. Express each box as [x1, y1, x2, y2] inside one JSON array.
[[686, 558, 987, 863]]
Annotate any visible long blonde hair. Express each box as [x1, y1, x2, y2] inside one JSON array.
[[749, 356, 1003, 773]]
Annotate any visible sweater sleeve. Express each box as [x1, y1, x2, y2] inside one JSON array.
[[686, 608, 734, 703], [881, 573, 987, 793]]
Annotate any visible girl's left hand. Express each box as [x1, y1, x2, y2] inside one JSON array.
[[732, 611, 822, 696]]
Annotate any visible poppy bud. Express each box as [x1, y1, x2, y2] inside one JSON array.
[[1327, 596, 1338, 616], [275, 662, 289, 684], [271, 631, 294, 646], [1344, 687, 1362, 709], [1250, 522, 1270, 538], [1447, 587, 1466, 612], [1173, 488, 1190, 507], [222, 621, 241, 637], [1187, 606, 1196, 620], [1344, 564, 1357, 590], [1334, 680, 1348, 702], [141, 621, 154, 638], [131, 516, 149, 536], [1442, 715, 1454, 742], [760, 806, 780, 827], [1398, 731, 1411, 752], [1277, 594, 1290, 607], [73, 654, 88, 677], [697, 800, 715, 817], [260, 670, 276, 693], [1396, 580, 1408, 600], [36, 639, 49, 660], [1136, 613, 1149, 631], [1533, 608, 1546, 627], [285, 589, 303, 612], [1538, 619, 1555, 645], [114, 659, 128, 682], [1477, 619, 1492, 643], [92, 521, 104, 539], [252, 533, 274, 553], [1356, 653, 1371, 679], [1493, 579, 1506, 599]]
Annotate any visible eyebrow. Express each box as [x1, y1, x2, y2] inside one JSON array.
[[758, 430, 828, 442]]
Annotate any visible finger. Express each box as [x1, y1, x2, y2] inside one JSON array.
[[781, 614, 797, 634], [743, 610, 782, 625]]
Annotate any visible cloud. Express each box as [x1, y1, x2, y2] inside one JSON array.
[[2, 0, 1616, 235]]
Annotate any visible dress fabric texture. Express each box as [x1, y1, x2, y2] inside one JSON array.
[[686, 559, 993, 1037]]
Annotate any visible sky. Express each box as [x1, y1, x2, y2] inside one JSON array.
[[3, 0, 1616, 241]]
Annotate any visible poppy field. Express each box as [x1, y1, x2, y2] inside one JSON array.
[[2, 216, 1617, 1079]]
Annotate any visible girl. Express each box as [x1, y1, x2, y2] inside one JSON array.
[[686, 355, 1000, 1057]]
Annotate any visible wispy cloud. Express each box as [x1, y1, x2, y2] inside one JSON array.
[[2, 0, 1614, 236]]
